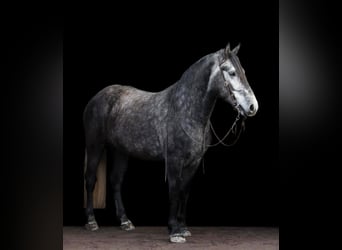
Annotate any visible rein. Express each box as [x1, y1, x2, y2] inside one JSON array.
[[178, 111, 245, 178], [209, 112, 245, 147], [180, 111, 245, 148]]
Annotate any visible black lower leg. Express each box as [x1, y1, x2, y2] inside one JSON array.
[[168, 178, 182, 235], [110, 150, 134, 230], [176, 163, 198, 237], [84, 145, 104, 231], [178, 190, 190, 228], [85, 170, 99, 231], [114, 189, 127, 222], [85, 164, 96, 215], [177, 190, 192, 237], [167, 177, 187, 243]]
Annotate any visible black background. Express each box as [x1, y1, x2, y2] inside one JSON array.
[[7, 1, 341, 249], [7, 2, 342, 249], [64, 4, 278, 228]]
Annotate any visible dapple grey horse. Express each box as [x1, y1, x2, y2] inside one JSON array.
[[83, 43, 258, 243]]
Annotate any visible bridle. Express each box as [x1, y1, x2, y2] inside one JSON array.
[[218, 59, 241, 113], [180, 59, 247, 148]]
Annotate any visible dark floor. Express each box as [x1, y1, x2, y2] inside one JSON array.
[[63, 226, 279, 250]]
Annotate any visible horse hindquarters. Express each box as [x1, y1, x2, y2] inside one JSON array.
[[83, 96, 108, 230]]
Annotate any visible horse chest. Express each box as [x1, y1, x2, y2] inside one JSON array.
[[168, 127, 208, 162]]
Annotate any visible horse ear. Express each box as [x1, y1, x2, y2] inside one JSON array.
[[225, 43, 231, 56], [232, 43, 241, 54]]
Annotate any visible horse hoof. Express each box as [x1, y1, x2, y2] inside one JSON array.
[[169, 234, 186, 243], [181, 228, 192, 237], [120, 220, 135, 231], [85, 220, 99, 231]]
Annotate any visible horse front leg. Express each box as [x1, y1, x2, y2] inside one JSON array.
[[177, 161, 200, 238], [168, 178, 185, 243], [177, 189, 191, 237], [167, 159, 188, 243]]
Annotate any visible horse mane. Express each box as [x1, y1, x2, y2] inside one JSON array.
[[178, 51, 218, 82]]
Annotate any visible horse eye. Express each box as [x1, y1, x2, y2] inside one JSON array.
[[229, 71, 236, 77]]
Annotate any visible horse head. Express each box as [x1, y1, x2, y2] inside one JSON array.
[[213, 43, 258, 117]]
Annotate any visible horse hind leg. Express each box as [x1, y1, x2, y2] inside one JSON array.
[[84, 145, 104, 231], [110, 150, 135, 231]]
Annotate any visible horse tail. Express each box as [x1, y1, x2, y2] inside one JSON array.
[[84, 148, 107, 209]]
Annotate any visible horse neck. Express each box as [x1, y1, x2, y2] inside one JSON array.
[[170, 54, 218, 126]]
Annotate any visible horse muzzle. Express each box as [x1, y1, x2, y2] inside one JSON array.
[[238, 97, 258, 117]]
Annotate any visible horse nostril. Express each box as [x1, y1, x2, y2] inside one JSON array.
[[249, 104, 255, 112]]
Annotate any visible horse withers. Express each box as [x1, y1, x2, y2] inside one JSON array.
[[83, 43, 258, 243]]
